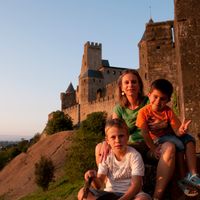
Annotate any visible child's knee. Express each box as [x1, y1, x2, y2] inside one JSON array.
[[162, 142, 176, 154], [135, 192, 152, 200], [77, 187, 84, 200], [186, 140, 196, 147]]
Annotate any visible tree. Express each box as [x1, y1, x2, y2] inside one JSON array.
[[45, 110, 73, 135], [29, 133, 41, 145], [79, 111, 107, 136], [0, 150, 10, 170], [17, 139, 29, 152], [34, 156, 55, 191]]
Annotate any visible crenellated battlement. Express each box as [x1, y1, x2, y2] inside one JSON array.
[[84, 41, 102, 49], [146, 20, 174, 27], [89, 95, 115, 105], [63, 94, 116, 124]]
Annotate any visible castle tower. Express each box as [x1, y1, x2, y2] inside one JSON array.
[[60, 82, 76, 110], [138, 19, 177, 95], [174, 0, 200, 151], [80, 41, 102, 75], [78, 41, 103, 104]]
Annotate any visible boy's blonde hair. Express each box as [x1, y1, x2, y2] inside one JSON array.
[[105, 118, 129, 136]]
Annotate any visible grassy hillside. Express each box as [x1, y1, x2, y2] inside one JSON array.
[[19, 176, 83, 200]]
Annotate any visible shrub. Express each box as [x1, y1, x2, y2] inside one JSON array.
[[79, 111, 107, 136], [172, 92, 179, 115], [29, 133, 41, 145], [45, 110, 73, 135], [17, 139, 29, 153], [35, 156, 55, 191], [0, 151, 9, 170]]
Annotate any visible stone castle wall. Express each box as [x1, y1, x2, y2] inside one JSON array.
[[80, 95, 116, 121], [174, 0, 200, 151], [63, 104, 79, 125], [63, 95, 116, 124], [138, 20, 177, 96]]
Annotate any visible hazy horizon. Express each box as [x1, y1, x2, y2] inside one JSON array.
[[0, 134, 33, 141]]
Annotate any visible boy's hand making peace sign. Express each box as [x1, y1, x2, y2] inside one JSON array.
[[178, 119, 191, 136]]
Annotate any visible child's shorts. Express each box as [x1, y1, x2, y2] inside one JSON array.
[[155, 133, 195, 152], [89, 188, 151, 199]]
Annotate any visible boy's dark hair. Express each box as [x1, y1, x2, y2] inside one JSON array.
[[105, 118, 128, 136], [150, 79, 173, 100]]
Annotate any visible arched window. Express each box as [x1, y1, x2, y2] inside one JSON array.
[[96, 89, 103, 99]]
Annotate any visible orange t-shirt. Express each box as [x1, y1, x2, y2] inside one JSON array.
[[136, 104, 180, 140]]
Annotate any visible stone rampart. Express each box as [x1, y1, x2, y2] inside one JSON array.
[[63, 104, 79, 125], [81, 96, 115, 120], [63, 96, 115, 125]]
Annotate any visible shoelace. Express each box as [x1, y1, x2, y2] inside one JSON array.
[[190, 174, 200, 182]]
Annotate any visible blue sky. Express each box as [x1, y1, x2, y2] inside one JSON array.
[[0, 0, 174, 141]]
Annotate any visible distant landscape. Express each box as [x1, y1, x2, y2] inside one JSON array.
[[0, 141, 18, 149], [0, 134, 33, 142]]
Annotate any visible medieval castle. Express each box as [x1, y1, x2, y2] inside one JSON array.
[[60, 0, 200, 151]]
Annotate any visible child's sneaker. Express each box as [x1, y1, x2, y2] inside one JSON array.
[[183, 173, 200, 189], [178, 179, 198, 197]]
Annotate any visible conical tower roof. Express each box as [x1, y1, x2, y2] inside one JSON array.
[[66, 82, 75, 94], [148, 18, 154, 24]]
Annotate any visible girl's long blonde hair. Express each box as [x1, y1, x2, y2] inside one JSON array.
[[116, 69, 144, 107]]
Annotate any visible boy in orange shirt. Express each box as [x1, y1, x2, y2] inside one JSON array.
[[136, 79, 200, 197]]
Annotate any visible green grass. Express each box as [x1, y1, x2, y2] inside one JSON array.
[[19, 177, 83, 200]]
